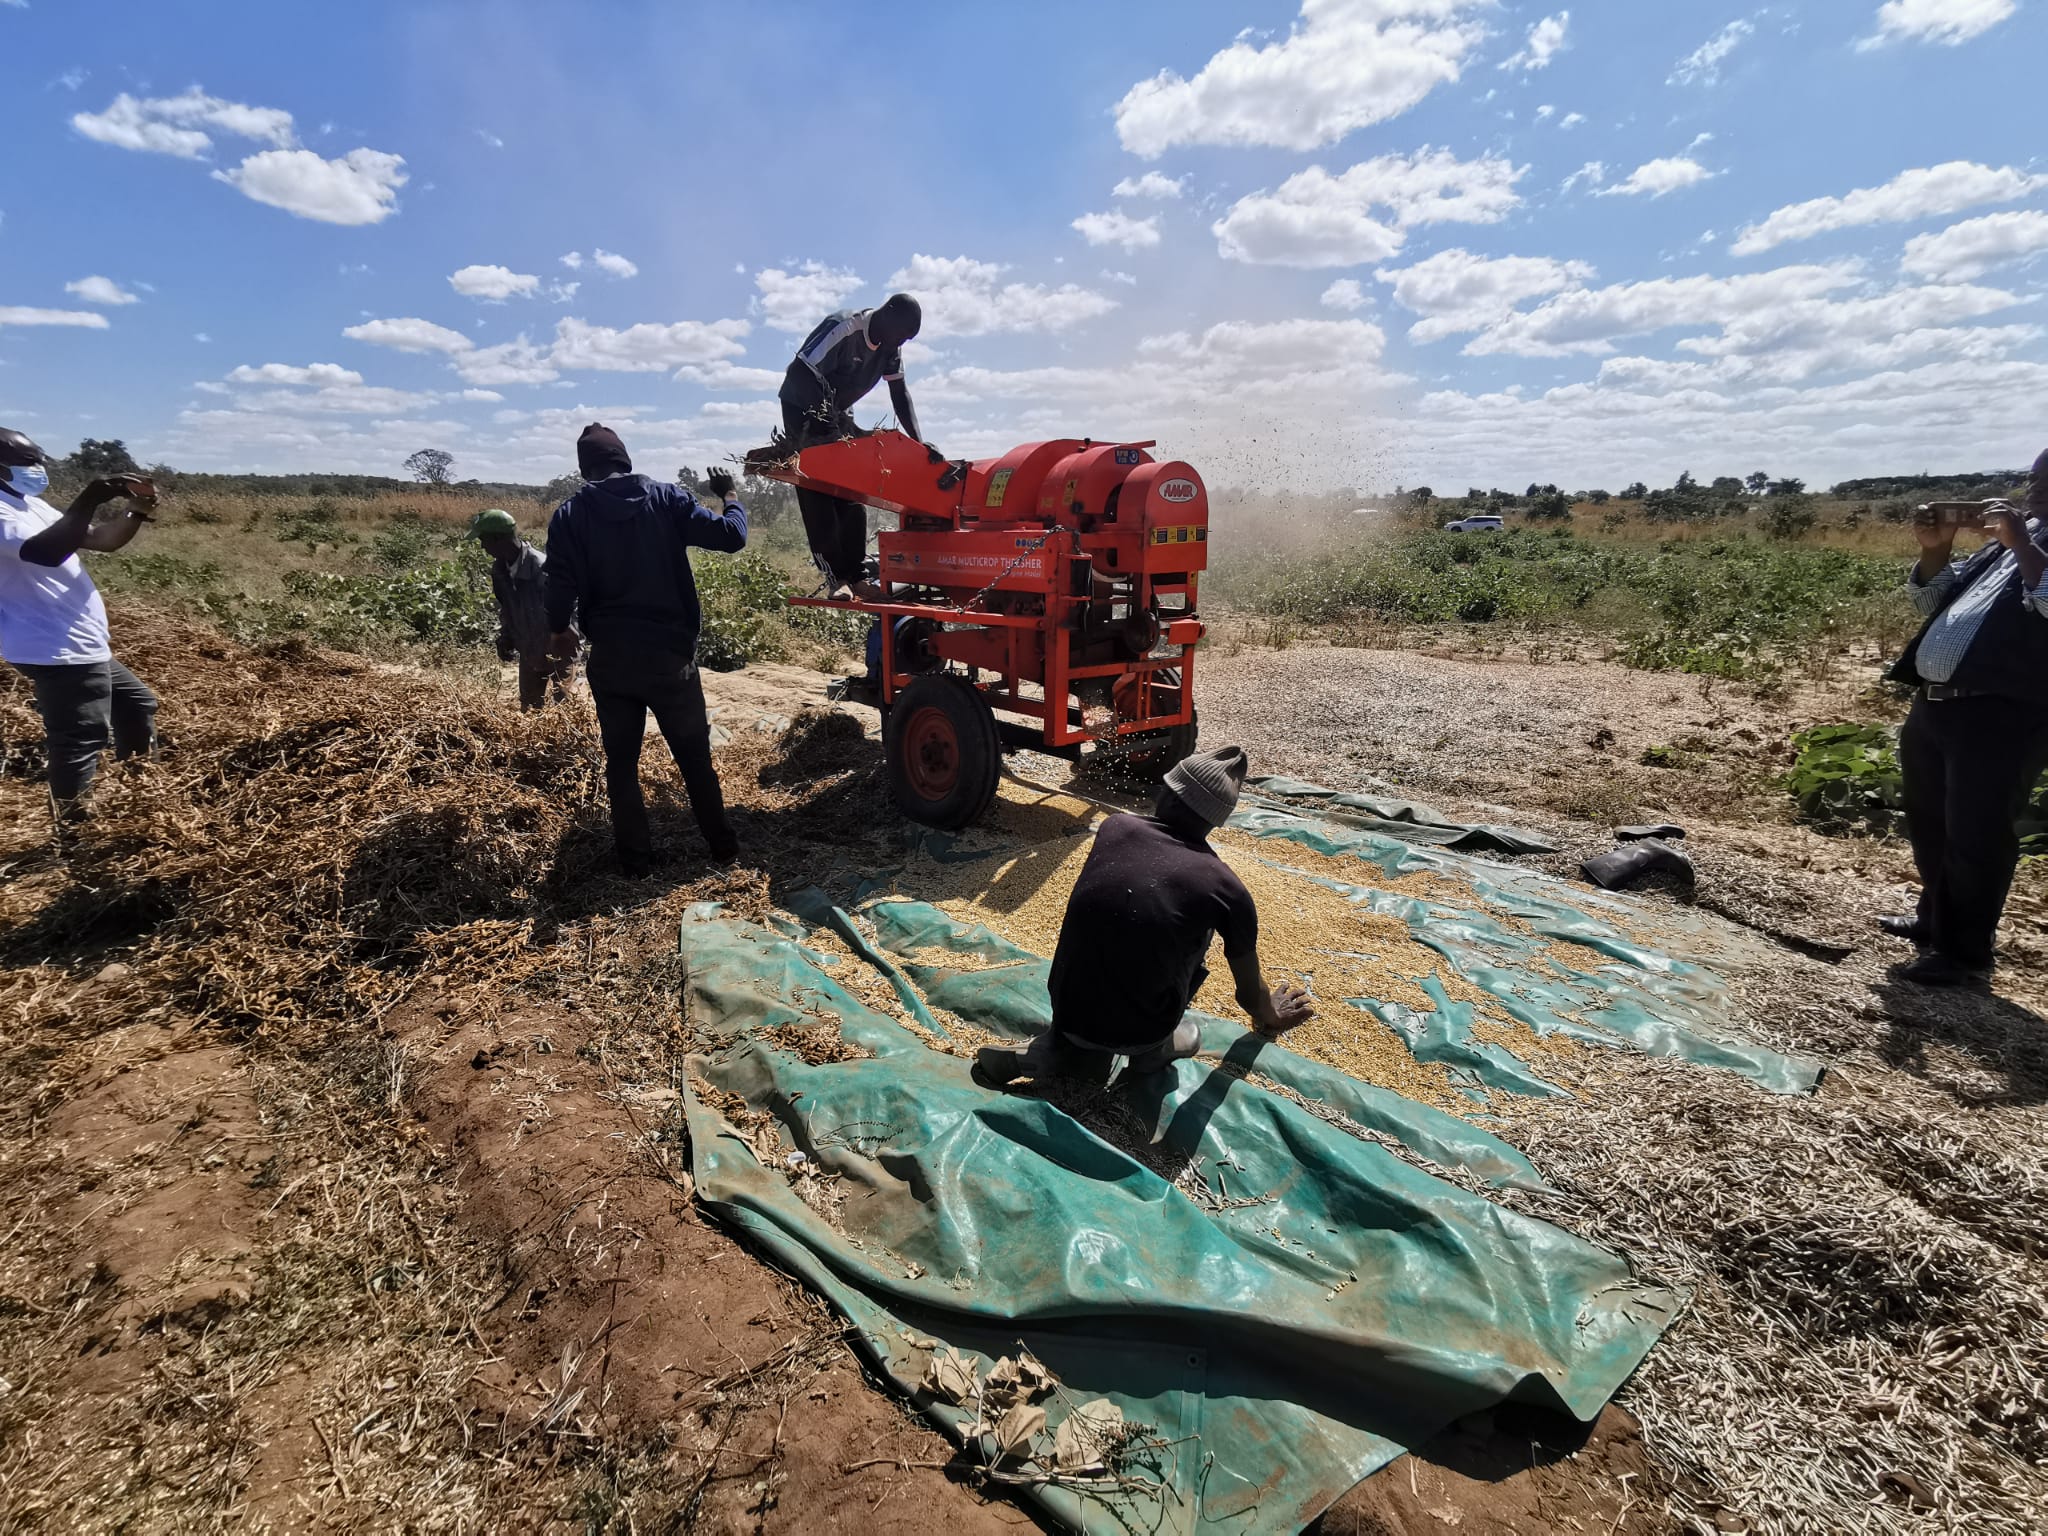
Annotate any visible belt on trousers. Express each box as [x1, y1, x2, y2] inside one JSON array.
[[1922, 684, 1988, 701]]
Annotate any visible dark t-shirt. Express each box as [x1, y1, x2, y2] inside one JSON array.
[[1047, 814, 1258, 1049], [779, 308, 904, 416]]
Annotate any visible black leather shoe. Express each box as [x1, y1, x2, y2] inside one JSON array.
[[972, 1046, 1027, 1089], [1876, 914, 1930, 945], [1893, 952, 1992, 989]]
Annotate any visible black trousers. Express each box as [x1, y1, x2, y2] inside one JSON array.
[[14, 658, 158, 810], [583, 647, 734, 863], [780, 399, 867, 585], [1899, 693, 2048, 968]]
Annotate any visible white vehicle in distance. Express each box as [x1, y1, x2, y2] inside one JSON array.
[[1442, 514, 1505, 533]]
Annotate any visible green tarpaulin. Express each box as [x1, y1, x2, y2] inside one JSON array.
[[676, 784, 1819, 1530]]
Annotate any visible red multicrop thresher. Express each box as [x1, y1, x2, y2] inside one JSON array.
[[759, 428, 1211, 829]]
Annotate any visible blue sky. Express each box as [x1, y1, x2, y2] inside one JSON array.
[[4, 0, 2045, 492]]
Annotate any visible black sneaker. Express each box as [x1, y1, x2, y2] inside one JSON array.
[[1893, 952, 1992, 989]]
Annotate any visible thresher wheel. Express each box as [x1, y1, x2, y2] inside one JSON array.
[[883, 675, 1001, 829]]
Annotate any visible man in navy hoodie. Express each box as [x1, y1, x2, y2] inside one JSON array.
[[544, 423, 747, 878]]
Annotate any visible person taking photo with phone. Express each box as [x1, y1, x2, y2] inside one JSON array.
[[0, 428, 161, 825], [1881, 447, 2048, 987]]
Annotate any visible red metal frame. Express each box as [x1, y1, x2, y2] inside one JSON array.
[[771, 429, 1208, 755]]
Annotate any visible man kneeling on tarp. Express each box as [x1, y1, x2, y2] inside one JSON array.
[[975, 746, 1314, 1088]]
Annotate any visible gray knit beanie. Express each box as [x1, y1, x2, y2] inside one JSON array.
[[1163, 746, 1248, 828]]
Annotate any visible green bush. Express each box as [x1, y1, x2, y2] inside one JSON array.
[[369, 511, 439, 570], [1786, 723, 1902, 831], [691, 550, 869, 669], [274, 500, 354, 551]]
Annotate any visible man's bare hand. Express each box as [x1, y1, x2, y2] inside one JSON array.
[[1984, 500, 2030, 552], [1257, 982, 1315, 1036]]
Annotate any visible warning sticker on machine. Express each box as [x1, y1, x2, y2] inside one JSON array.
[[1150, 525, 1208, 545], [1114, 447, 1143, 465], [985, 469, 1013, 508]]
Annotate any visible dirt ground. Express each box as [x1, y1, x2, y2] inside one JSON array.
[[4, 617, 2043, 1533]]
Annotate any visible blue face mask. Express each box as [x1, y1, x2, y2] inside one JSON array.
[[4, 463, 49, 500]]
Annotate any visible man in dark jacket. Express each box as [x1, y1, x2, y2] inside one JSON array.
[[1881, 447, 2048, 987], [471, 508, 575, 710], [975, 746, 1314, 1088], [544, 424, 747, 877], [779, 292, 923, 598]]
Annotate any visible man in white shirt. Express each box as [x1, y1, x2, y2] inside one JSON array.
[[1881, 447, 2048, 987], [0, 428, 160, 819]]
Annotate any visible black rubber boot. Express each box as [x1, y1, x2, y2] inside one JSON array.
[[1581, 838, 1695, 892]]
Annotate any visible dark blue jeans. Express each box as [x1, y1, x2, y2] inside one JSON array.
[[14, 658, 157, 811]]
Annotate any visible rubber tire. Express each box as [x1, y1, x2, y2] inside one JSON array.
[[884, 674, 1001, 829]]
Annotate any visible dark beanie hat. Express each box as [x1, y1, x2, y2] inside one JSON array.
[[1164, 745, 1249, 828], [578, 422, 631, 480]]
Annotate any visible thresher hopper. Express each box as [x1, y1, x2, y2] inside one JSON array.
[[757, 429, 1210, 828]]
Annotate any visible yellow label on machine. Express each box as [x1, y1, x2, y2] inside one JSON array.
[[1150, 525, 1207, 544], [985, 469, 1012, 508]]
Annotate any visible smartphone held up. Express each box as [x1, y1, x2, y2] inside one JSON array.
[[1915, 499, 2006, 531]]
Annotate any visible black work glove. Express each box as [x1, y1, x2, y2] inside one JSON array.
[[704, 468, 736, 501]]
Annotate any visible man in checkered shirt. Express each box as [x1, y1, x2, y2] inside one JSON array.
[[1881, 448, 2048, 987]]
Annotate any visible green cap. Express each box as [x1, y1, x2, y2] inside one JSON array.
[[470, 508, 518, 539]]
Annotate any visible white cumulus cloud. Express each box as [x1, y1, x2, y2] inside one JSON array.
[[227, 362, 364, 387], [1112, 171, 1186, 199], [1212, 148, 1523, 267], [449, 264, 540, 301], [885, 254, 1118, 337], [212, 148, 407, 225], [1732, 161, 2047, 254], [1113, 0, 1488, 157], [1500, 11, 1569, 71], [1858, 0, 2016, 49], [1072, 210, 1162, 250], [0, 307, 110, 329], [64, 275, 140, 306], [591, 249, 638, 279], [1458, 261, 1870, 357], [1595, 156, 1715, 199], [1375, 249, 1596, 341], [1321, 278, 1369, 310], [754, 262, 866, 332], [1901, 209, 2048, 280], [1562, 160, 1604, 192], [550, 316, 747, 372], [1669, 19, 1754, 85], [559, 251, 585, 270], [343, 317, 476, 354], [72, 87, 295, 158]]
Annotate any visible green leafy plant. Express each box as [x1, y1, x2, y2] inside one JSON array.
[[1786, 723, 1902, 831]]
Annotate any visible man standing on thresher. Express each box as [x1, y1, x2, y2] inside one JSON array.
[[470, 508, 575, 711], [975, 747, 1315, 1088], [543, 424, 746, 879], [778, 293, 924, 600]]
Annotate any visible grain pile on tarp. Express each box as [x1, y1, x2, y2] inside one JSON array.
[[678, 902, 1682, 1533], [884, 778, 1819, 1108]]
